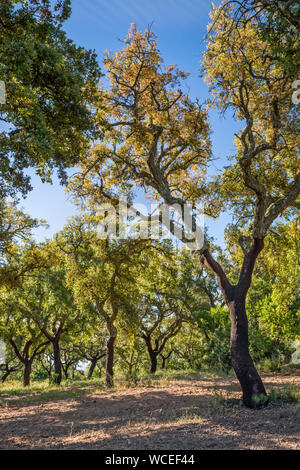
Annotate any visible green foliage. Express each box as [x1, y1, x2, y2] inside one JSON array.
[[0, 199, 41, 258], [200, 308, 232, 374], [0, 6, 299, 400], [33, 368, 49, 381], [268, 384, 300, 405], [251, 393, 269, 408], [223, 1, 300, 79], [251, 295, 298, 343], [259, 14, 299, 78], [0, 0, 101, 198]]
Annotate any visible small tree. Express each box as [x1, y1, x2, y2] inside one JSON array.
[[3, 243, 80, 385], [73, 326, 107, 379], [59, 218, 156, 387], [0, 341, 22, 382], [0, 302, 49, 386], [138, 294, 183, 374]]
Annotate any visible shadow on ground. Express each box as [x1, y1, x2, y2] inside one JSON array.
[[0, 374, 299, 450]]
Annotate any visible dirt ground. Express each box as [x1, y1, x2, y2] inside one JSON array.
[[0, 373, 299, 450]]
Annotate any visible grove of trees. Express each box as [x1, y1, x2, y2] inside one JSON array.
[[0, 0, 299, 409]]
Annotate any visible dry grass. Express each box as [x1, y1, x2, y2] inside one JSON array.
[[0, 372, 299, 450]]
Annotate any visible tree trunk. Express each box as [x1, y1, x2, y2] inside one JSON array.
[[229, 292, 267, 408], [149, 351, 157, 373], [201, 239, 268, 409], [106, 336, 115, 387], [23, 361, 32, 387], [160, 351, 172, 370], [63, 364, 70, 379], [143, 335, 158, 373], [1, 371, 10, 383], [53, 340, 62, 385], [1, 368, 13, 383], [187, 357, 193, 369], [146, 346, 157, 374], [88, 358, 98, 379]]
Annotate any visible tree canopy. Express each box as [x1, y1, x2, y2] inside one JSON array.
[[0, 2, 299, 410], [0, 0, 101, 198]]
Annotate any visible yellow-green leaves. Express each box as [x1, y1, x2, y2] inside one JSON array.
[[202, 2, 300, 238], [69, 24, 211, 210]]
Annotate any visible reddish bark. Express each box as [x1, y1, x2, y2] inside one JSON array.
[[201, 238, 268, 408], [106, 336, 116, 387]]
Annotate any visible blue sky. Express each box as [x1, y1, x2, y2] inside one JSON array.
[[19, 0, 242, 248]]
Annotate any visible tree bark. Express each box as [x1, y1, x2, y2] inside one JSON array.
[[52, 340, 62, 385], [187, 357, 193, 369], [160, 350, 172, 370], [106, 336, 116, 387], [201, 238, 268, 408], [229, 291, 267, 407], [1, 370, 11, 383], [143, 336, 158, 373], [149, 351, 157, 373], [23, 361, 32, 387], [88, 357, 98, 379], [63, 363, 71, 379], [1, 367, 15, 383]]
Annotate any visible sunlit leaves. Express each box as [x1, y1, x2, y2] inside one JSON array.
[[202, 3, 300, 235], [69, 24, 211, 210], [0, 0, 101, 198]]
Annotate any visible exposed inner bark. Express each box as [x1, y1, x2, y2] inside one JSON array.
[[88, 358, 98, 379], [87, 353, 105, 379], [62, 362, 71, 379], [23, 360, 33, 387], [52, 339, 62, 385], [37, 321, 67, 386], [229, 293, 267, 407], [1, 370, 12, 383], [201, 238, 268, 408], [9, 338, 48, 387], [1, 363, 19, 383], [106, 336, 116, 387], [160, 350, 172, 369], [142, 334, 159, 373], [149, 351, 158, 374]]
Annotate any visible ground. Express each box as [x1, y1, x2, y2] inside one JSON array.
[[0, 372, 299, 450]]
